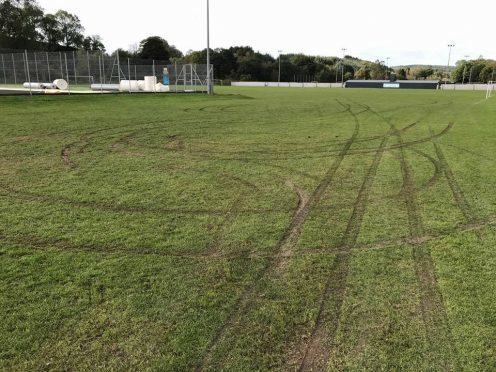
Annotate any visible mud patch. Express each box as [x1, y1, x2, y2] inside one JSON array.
[[165, 135, 185, 151]]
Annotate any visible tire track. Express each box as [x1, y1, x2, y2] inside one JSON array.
[[412, 246, 456, 371], [431, 131, 477, 224], [409, 148, 442, 190], [396, 136, 423, 241], [203, 194, 244, 257], [1, 215, 495, 261], [202, 173, 259, 257], [0, 173, 276, 217], [396, 132, 456, 370], [297, 133, 389, 371], [175, 122, 453, 162], [444, 143, 494, 163], [60, 122, 170, 167], [196, 102, 361, 371], [295, 101, 435, 370], [357, 103, 457, 369]]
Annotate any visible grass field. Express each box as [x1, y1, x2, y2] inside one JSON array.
[[1, 87, 495, 371]]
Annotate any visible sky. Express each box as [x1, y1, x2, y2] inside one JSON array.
[[37, 0, 495, 66]]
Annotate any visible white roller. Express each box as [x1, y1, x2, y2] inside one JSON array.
[[53, 79, 68, 90], [119, 80, 141, 92], [23, 82, 56, 89], [144, 76, 157, 92], [90, 84, 120, 91], [155, 83, 170, 92]]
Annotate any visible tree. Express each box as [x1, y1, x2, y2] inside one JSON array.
[[0, 1, 104, 51], [480, 63, 496, 83], [315, 67, 334, 82], [113, 48, 134, 59], [39, 14, 62, 48], [344, 71, 354, 81], [185, 48, 237, 80], [369, 61, 386, 80], [0, 0, 23, 39], [20, 0, 43, 41], [236, 51, 274, 81], [82, 35, 105, 52], [138, 36, 183, 62], [396, 68, 407, 80], [417, 67, 434, 80], [355, 66, 369, 80], [0, 0, 43, 41], [451, 61, 468, 83], [54, 10, 84, 48], [468, 63, 484, 83], [167, 44, 182, 60]]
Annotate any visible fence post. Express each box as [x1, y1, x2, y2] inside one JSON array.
[[174, 61, 177, 93], [72, 51, 77, 85], [46, 52, 51, 81], [98, 54, 103, 94], [152, 60, 156, 93], [64, 53, 71, 95], [211, 65, 215, 94], [23, 51, 28, 82], [128, 58, 131, 94], [24, 50, 32, 96], [86, 51, 91, 87], [34, 52, 39, 82], [1, 54, 6, 84], [59, 52, 63, 80], [12, 54, 17, 84], [116, 50, 121, 82], [101, 50, 106, 84]]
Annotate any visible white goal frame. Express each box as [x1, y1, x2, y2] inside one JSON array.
[[486, 81, 494, 99]]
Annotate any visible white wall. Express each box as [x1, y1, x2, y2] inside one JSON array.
[[441, 84, 491, 91], [231, 82, 344, 88], [230, 82, 494, 91]]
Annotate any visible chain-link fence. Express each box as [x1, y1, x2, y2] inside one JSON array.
[[169, 63, 213, 93], [0, 49, 213, 93]]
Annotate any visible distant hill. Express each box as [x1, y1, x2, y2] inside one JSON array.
[[393, 64, 454, 71]]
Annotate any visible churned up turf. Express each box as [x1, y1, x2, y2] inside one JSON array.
[[1, 87, 495, 370]]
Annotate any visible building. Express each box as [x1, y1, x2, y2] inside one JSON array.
[[345, 76, 440, 89]]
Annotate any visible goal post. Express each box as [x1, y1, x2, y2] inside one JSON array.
[[486, 81, 494, 99]]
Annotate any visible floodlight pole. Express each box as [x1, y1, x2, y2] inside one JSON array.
[[341, 48, 347, 86], [446, 44, 455, 83], [278, 50, 283, 86], [206, 0, 213, 95], [385, 57, 390, 79]]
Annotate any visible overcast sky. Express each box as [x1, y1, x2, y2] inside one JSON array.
[[37, 0, 495, 66]]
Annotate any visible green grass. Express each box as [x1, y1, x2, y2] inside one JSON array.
[[1, 87, 495, 371]]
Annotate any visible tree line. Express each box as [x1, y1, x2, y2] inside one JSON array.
[[0, 0, 104, 51], [116, 41, 396, 84], [451, 59, 496, 83], [2, 0, 494, 83]]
